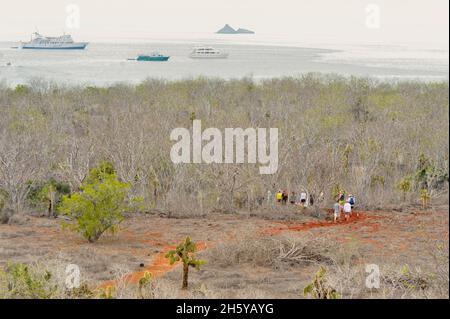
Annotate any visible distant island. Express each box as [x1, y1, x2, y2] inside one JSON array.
[[216, 24, 255, 34]]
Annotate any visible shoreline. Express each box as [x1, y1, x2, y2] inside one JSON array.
[[0, 73, 449, 90]]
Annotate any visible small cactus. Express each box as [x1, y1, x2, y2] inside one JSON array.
[[397, 177, 412, 202], [98, 285, 115, 299], [420, 189, 430, 209], [303, 266, 341, 299], [165, 237, 207, 289], [138, 271, 153, 298]]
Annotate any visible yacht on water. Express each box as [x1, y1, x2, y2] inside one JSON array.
[[128, 52, 170, 61], [189, 46, 228, 59], [20, 32, 88, 50]]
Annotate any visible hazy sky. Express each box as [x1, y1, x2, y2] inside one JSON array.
[[0, 0, 448, 46]]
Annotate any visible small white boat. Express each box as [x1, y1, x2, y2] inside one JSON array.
[[189, 46, 228, 59]]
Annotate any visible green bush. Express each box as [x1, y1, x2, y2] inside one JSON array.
[[58, 162, 142, 242], [26, 179, 71, 217], [0, 263, 57, 299], [13, 84, 30, 95], [397, 176, 412, 201]]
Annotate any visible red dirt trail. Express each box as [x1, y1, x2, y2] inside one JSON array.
[[99, 242, 209, 289], [100, 211, 373, 288], [261, 211, 375, 236]]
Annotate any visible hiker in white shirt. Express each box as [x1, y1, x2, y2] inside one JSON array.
[[299, 192, 307, 207], [343, 201, 352, 221]]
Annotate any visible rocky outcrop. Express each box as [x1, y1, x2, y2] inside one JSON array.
[[216, 24, 237, 34], [235, 28, 255, 34], [216, 24, 255, 34]]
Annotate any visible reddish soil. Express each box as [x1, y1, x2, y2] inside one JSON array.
[[0, 206, 448, 288], [100, 242, 209, 288], [261, 211, 372, 235]]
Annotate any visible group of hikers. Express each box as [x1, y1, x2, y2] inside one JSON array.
[[274, 189, 314, 207], [269, 188, 357, 222], [333, 191, 357, 222]]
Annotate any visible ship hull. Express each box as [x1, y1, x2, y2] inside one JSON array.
[[189, 53, 228, 59], [136, 56, 170, 61], [21, 43, 88, 50]]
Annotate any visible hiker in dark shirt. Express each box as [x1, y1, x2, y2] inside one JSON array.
[[309, 194, 315, 206], [281, 190, 288, 205]]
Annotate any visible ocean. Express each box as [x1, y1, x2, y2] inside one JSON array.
[[0, 38, 448, 87]]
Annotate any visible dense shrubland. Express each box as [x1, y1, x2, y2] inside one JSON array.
[[0, 75, 448, 219]]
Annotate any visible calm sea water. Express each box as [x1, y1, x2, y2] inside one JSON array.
[[0, 40, 448, 87]]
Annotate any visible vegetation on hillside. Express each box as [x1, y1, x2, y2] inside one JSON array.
[[0, 75, 448, 218]]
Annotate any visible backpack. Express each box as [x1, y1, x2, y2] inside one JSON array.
[[349, 197, 355, 205]]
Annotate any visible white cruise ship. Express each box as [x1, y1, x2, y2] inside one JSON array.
[[20, 32, 88, 50], [189, 46, 228, 59]]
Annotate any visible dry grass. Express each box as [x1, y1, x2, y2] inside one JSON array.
[[1, 234, 447, 299], [0, 208, 448, 299], [206, 232, 337, 269]]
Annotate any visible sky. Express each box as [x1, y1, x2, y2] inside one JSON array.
[[0, 0, 448, 46]]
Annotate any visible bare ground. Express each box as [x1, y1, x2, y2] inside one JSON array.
[[0, 205, 448, 298]]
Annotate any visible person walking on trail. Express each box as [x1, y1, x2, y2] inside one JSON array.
[[333, 201, 340, 223], [338, 191, 346, 214], [338, 191, 345, 205], [343, 200, 352, 221], [276, 190, 283, 203], [300, 191, 307, 207], [348, 194, 355, 208], [281, 190, 288, 205], [348, 194, 358, 217], [309, 194, 315, 207]]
